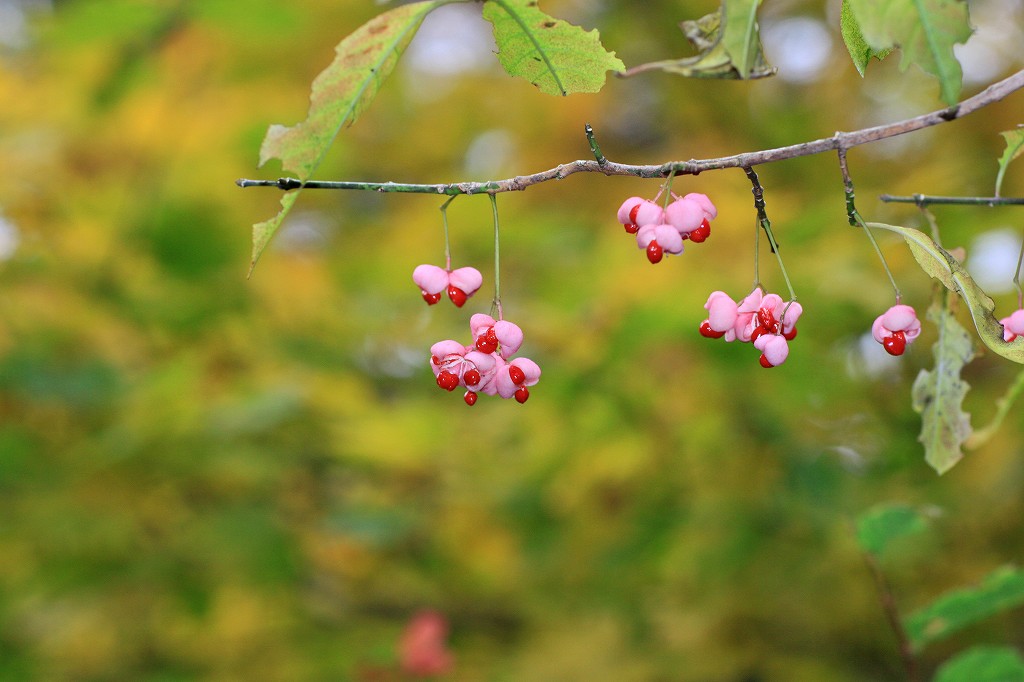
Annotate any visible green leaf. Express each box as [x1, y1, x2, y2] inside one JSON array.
[[250, 0, 444, 274], [839, 0, 891, 76], [935, 647, 1024, 682], [846, 0, 972, 104], [867, 223, 1024, 364], [855, 504, 929, 556], [912, 298, 974, 474], [907, 566, 1024, 651], [481, 0, 625, 96], [995, 127, 1024, 197], [620, 3, 775, 80]]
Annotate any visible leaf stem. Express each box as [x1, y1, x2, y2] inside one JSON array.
[[966, 367, 1024, 449]]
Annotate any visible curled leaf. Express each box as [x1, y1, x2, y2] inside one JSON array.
[[620, 1, 775, 80], [868, 222, 1024, 364]]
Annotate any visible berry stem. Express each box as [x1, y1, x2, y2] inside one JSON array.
[[489, 193, 503, 320], [439, 195, 457, 270], [661, 169, 677, 211], [837, 149, 902, 304], [745, 167, 796, 301]]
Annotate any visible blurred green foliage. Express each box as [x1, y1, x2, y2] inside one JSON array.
[[1, 1, 1023, 680]]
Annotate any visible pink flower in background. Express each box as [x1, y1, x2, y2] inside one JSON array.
[[1000, 309, 1024, 342], [872, 304, 921, 356], [412, 264, 483, 307], [399, 611, 453, 677]]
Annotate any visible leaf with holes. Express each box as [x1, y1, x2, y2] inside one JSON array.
[[912, 298, 974, 474], [249, 0, 445, 275], [996, 127, 1024, 197], [868, 223, 1024, 364], [846, 0, 972, 104], [481, 0, 624, 96]]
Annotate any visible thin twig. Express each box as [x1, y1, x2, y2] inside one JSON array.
[[863, 551, 920, 682], [237, 70, 1024, 196], [880, 194, 1024, 206]]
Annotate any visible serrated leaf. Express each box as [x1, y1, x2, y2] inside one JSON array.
[[481, 0, 624, 96], [847, 0, 972, 104], [249, 0, 443, 274], [995, 127, 1024, 197], [912, 299, 974, 474], [855, 504, 929, 556], [840, 0, 891, 76], [907, 566, 1024, 651], [934, 646, 1024, 682], [620, 4, 775, 80], [868, 223, 1024, 364]]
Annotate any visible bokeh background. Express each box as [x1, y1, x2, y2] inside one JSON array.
[[2, 0, 1024, 679]]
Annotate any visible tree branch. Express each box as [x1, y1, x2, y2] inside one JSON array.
[[237, 69, 1024, 196]]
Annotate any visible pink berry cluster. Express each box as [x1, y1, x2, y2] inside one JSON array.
[[699, 288, 803, 367], [1001, 309, 1024, 342], [430, 314, 541, 405], [871, 304, 921, 356], [616, 193, 717, 263], [413, 264, 483, 307]]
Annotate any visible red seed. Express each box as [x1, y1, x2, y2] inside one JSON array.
[[447, 285, 468, 308], [436, 371, 459, 391], [624, 222, 639, 234], [689, 219, 711, 243], [628, 203, 640, 224], [475, 329, 499, 354], [699, 320, 725, 339], [464, 391, 478, 406], [646, 241, 664, 264], [757, 308, 775, 331], [508, 365, 526, 385], [750, 325, 767, 343], [514, 387, 530, 403], [759, 354, 774, 368], [883, 331, 907, 356], [464, 369, 481, 386], [422, 291, 442, 305], [783, 327, 797, 341]]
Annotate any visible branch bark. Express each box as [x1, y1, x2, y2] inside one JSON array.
[[237, 69, 1024, 196]]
